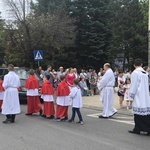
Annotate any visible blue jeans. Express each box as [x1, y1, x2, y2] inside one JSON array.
[[70, 107, 83, 122], [81, 89, 88, 96]]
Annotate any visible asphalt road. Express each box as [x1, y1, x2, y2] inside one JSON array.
[[0, 105, 149, 150]]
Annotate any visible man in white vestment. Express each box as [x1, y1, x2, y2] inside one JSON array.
[[97, 63, 117, 118], [2, 64, 21, 123], [128, 59, 150, 135]]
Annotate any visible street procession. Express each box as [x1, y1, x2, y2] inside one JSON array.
[[0, 0, 150, 150]]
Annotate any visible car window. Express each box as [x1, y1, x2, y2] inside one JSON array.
[[15, 69, 29, 79], [0, 69, 4, 76], [0, 68, 8, 76], [14, 68, 41, 80]]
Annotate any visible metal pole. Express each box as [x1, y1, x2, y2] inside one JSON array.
[[23, 0, 25, 21], [148, 0, 150, 66]]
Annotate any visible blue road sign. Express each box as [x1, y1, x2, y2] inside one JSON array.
[[34, 50, 43, 61]]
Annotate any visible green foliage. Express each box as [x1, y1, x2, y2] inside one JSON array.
[[3, 0, 76, 68], [109, 0, 148, 69], [1, 0, 149, 70], [67, 0, 111, 69], [0, 14, 5, 65]]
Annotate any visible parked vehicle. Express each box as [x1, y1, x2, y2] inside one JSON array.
[[0, 67, 43, 104]]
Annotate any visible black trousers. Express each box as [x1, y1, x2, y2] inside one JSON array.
[[6, 114, 16, 121], [71, 107, 83, 122], [133, 114, 150, 133]]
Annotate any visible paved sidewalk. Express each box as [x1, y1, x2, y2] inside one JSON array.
[[82, 92, 133, 116]]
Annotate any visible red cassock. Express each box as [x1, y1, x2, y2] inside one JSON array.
[[25, 75, 42, 114], [56, 81, 70, 96], [56, 81, 70, 118], [41, 80, 55, 116], [0, 80, 4, 111], [25, 75, 39, 89]]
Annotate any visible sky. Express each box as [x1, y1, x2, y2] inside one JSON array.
[[0, 0, 37, 20]]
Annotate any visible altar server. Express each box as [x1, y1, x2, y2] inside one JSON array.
[[128, 59, 150, 135], [54, 75, 70, 121], [25, 69, 42, 115], [41, 75, 55, 119]]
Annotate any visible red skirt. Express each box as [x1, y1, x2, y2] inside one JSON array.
[[56, 105, 68, 118], [43, 101, 55, 116], [0, 100, 3, 111], [27, 96, 42, 114]]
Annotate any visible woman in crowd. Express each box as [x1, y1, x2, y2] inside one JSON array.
[[66, 68, 76, 88]]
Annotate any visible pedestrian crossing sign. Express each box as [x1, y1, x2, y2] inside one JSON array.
[[34, 50, 43, 61]]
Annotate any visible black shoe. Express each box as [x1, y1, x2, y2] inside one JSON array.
[[61, 117, 68, 121], [39, 109, 43, 116], [98, 115, 109, 119], [25, 113, 32, 116], [41, 115, 46, 118], [3, 119, 11, 124], [128, 130, 140, 135], [10, 120, 15, 123], [48, 115, 54, 119]]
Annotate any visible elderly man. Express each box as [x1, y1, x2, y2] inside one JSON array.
[[128, 59, 150, 135], [2, 64, 21, 123], [97, 63, 117, 118]]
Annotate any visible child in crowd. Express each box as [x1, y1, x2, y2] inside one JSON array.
[[79, 77, 88, 96], [0, 76, 4, 112], [124, 78, 132, 110], [54, 75, 70, 121], [68, 78, 83, 125], [117, 70, 125, 108], [41, 75, 55, 119]]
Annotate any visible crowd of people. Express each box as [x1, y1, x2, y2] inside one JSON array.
[[36, 66, 105, 97], [0, 58, 150, 136]]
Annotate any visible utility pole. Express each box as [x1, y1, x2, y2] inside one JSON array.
[[148, 0, 150, 66]]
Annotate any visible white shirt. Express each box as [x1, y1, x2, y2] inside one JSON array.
[[69, 86, 82, 108]]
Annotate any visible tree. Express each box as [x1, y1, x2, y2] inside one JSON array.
[[3, 0, 76, 68], [0, 13, 5, 65], [109, 0, 148, 69], [66, 0, 111, 69]]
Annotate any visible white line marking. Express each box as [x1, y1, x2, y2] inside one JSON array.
[[87, 113, 134, 125]]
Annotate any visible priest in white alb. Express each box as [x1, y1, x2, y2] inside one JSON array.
[[128, 59, 150, 135], [97, 63, 117, 118]]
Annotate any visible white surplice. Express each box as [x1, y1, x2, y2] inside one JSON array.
[[130, 67, 150, 115], [2, 71, 21, 115], [97, 68, 117, 117], [69, 86, 82, 108], [41, 95, 54, 102]]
